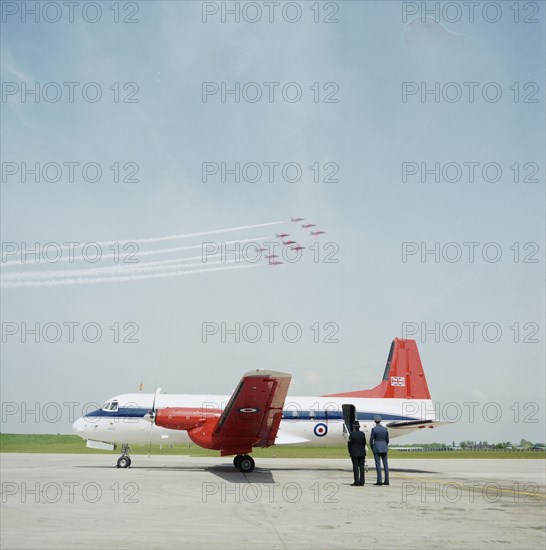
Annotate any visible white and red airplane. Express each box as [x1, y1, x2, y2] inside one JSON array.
[[282, 240, 296, 246], [301, 223, 316, 229], [73, 339, 447, 472], [276, 233, 290, 238], [291, 217, 304, 222], [268, 260, 283, 267], [310, 230, 325, 236], [291, 245, 305, 251]]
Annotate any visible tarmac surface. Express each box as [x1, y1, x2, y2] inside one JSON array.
[[1, 454, 545, 549]]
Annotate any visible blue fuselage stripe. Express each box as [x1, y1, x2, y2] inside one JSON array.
[[84, 408, 417, 422]]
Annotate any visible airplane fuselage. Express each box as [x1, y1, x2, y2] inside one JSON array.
[[73, 392, 438, 448]]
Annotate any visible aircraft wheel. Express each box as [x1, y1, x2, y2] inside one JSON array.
[[233, 456, 242, 469], [237, 454, 255, 473], [117, 456, 131, 469]]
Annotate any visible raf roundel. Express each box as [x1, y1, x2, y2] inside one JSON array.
[[313, 422, 328, 437]]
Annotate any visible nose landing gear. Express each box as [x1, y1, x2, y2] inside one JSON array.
[[116, 444, 132, 468]]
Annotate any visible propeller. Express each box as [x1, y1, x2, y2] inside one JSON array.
[[143, 386, 161, 423], [144, 387, 161, 457]]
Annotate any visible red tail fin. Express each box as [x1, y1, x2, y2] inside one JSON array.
[[323, 338, 431, 399]]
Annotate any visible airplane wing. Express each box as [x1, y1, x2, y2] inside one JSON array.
[[212, 370, 292, 453]]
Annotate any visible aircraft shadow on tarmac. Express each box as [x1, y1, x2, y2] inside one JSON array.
[[200, 466, 439, 484], [77, 463, 437, 483]]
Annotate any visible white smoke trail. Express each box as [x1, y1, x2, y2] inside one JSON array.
[[1, 221, 286, 266], [2, 236, 273, 267], [87, 220, 286, 246], [2, 263, 264, 289], [2, 257, 254, 281]]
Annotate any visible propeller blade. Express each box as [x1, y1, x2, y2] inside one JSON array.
[[148, 387, 161, 457]]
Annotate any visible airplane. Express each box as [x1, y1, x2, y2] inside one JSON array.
[[291, 245, 305, 251], [301, 224, 316, 229], [268, 260, 283, 267], [291, 217, 304, 222], [73, 339, 448, 473], [310, 231, 325, 236], [276, 233, 289, 238], [265, 254, 279, 259], [282, 240, 296, 246]]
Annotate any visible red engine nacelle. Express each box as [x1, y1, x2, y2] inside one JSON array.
[[154, 407, 220, 431], [155, 408, 254, 456]]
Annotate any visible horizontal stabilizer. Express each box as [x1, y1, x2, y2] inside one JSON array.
[[274, 433, 310, 445], [386, 419, 451, 430]]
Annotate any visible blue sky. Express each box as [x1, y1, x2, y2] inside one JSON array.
[[1, 1, 544, 444]]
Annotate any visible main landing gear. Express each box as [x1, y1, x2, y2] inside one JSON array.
[[233, 454, 255, 473], [116, 444, 132, 468]]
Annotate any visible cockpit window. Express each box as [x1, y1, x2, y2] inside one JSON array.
[[102, 401, 111, 410], [102, 400, 119, 411], [109, 401, 118, 411]]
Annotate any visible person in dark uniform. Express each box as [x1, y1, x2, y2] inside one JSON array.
[[370, 414, 389, 485], [347, 421, 366, 486]]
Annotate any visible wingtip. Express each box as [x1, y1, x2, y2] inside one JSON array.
[[244, 369, 292, 378]]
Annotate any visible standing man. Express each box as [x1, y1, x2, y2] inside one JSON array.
[[370, 414, 389, 486], [347, 421, 366, 486]]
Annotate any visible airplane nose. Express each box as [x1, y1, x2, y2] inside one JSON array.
[[72, 417, 84, 434]]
